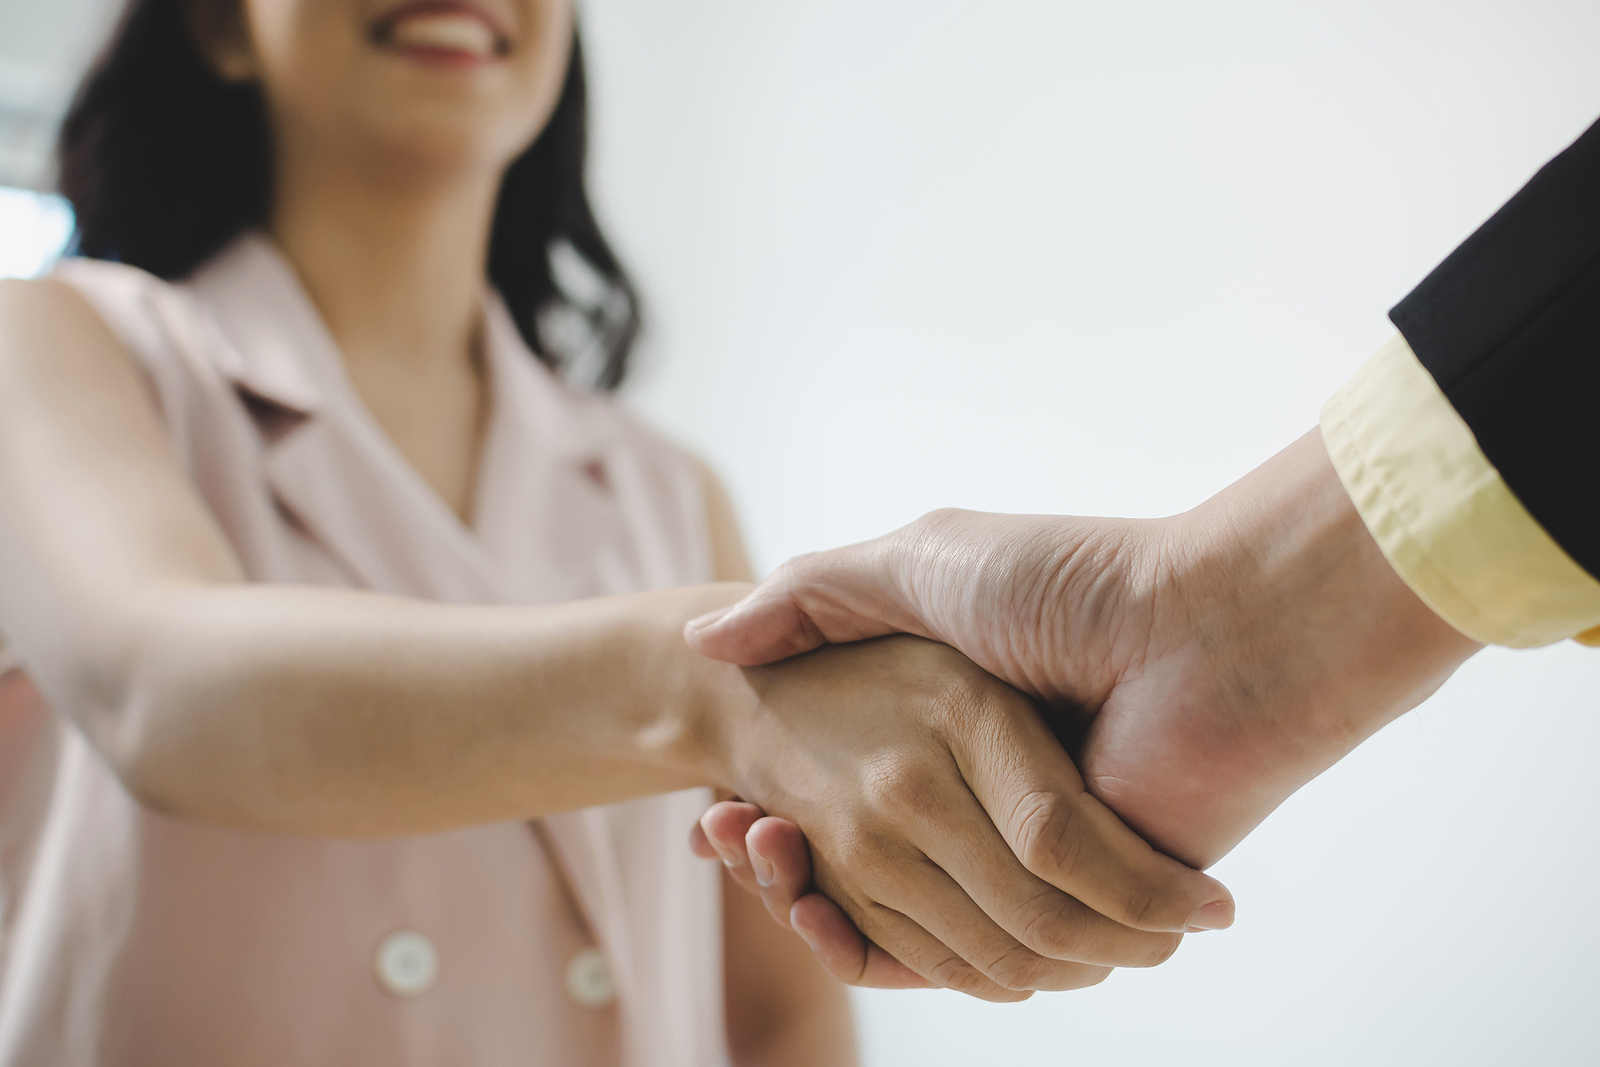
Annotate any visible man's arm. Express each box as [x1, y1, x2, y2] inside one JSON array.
[[1388, 114, 1600, 590], [687, 115, 1600, 986], [1323, 115, 1600, 651]]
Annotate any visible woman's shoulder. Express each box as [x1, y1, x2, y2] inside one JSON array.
[[47, 255, 208, 330], [0, 272, 143, 362], [44, 256, 210, 362], [2, 260, 245, 444], [49, 253, 171, 293]]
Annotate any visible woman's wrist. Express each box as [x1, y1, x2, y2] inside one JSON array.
[[641, 583, 756, 792]]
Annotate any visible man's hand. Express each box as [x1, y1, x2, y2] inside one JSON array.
[[688, 430, 1483, 981]]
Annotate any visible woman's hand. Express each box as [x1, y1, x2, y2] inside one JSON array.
[[692, 634, 1233, 1002]]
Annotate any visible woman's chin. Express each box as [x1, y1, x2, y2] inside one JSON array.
[[323, 111, 528, 187]]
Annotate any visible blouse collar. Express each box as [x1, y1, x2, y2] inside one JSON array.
[[183, 230, 602, 463]]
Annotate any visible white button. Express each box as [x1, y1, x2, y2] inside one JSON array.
[[564, 947, 615, 1008], [374, 931, 439, 998]]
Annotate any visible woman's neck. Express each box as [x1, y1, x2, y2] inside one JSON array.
[[266, 150, 504, 523], [268, 152, 502, 378]]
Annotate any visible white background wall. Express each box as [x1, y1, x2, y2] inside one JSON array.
[[576, 1, 1600, 1063], [2, 1, 1597, 1063]]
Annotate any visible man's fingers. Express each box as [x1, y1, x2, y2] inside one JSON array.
[[684, 545, 926, 666], [684, 575, 830, 665], [955, 696, 1235, 935], [790, 893, 931, 989]]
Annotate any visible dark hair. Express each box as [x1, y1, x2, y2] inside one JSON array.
[[57, 0, 640, 390]]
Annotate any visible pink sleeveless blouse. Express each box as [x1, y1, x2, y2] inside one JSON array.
[[0, 235, 727, 1066]]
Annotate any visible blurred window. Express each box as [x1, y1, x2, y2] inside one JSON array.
[[0, 186, 73, 279]]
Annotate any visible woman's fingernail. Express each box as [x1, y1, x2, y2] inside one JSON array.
[[1186, 900, 1235, 931], [685, 605, 734, 633], [794, 923, 821, 953], [748, 844, 775, 887]]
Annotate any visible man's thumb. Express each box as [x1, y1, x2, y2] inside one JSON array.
[[684, 587, 828, 665]]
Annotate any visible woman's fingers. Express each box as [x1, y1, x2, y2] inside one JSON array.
[[688, 819, 716, 860], [744, 816, 811, 928], [790, 893, 931, 989], [696, 801, 766, 896], [952, 692, 1235, 935], [711, 807, 933, 990]]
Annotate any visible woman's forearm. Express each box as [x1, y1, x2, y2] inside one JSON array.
[[1, 285, 753, 836], [0, 287, 756, 836], [108, 581, 750, 835]]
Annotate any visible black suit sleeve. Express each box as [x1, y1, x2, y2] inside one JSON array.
[[1389, 115, 1600, 580]]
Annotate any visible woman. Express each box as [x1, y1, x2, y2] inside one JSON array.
[[0, 0, 1233, 1062]]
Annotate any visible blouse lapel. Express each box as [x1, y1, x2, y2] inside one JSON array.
[[183, 236, 709, 1047], [186, 235, 505, 603]]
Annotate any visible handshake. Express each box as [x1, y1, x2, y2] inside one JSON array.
[[679, 431, 1481, 1000]]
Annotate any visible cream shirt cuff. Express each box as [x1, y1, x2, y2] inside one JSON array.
[[1320, 334, 1600, 649]]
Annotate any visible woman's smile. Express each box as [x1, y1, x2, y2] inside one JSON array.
[[369, 1, 512, 66]]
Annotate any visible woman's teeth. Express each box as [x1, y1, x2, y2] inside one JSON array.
[[389, 14, 498, 57]]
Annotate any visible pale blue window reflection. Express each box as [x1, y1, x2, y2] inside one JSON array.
[[0, 187, 74, 279]]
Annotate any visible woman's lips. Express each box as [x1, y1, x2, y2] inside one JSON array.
[[370, 2, 510, 63]]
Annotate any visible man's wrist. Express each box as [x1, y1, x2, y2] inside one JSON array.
[[1321, 335, 1600, 648], [1189, 430, 1481, 746]]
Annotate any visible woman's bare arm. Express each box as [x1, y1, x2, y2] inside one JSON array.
[[0, 278, 1235, 1001], [0, 278, 747, 834]]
